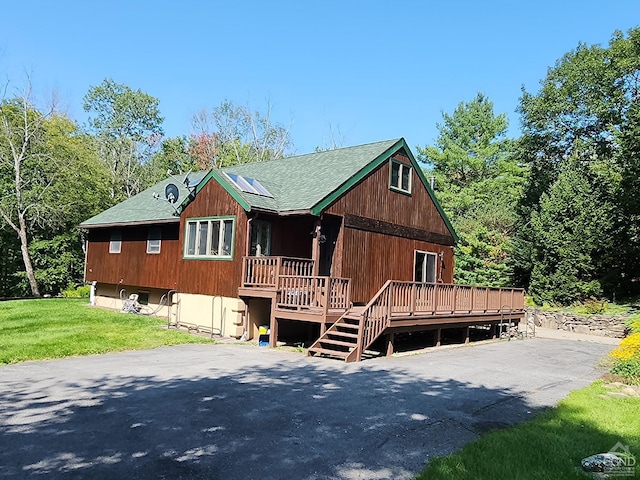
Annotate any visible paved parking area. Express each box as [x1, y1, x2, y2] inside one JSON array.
[[0, 338, 614, 479]]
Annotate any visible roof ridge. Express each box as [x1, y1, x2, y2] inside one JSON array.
[[220, 138, 402, 171]]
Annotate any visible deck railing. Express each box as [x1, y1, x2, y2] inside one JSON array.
[[388, 282, 524, 315], [242, 256, 315, 288], [349, 281, 525, 362], [277, 275, 351, 313]]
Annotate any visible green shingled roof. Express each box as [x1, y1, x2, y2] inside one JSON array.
[[79, 171, 208, 227], [80, 138, 457, 241], [215, 138, 401, 213]]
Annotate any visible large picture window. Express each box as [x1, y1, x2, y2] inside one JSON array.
[[389, 159, 412, 194], [184, 217, 235, 259]]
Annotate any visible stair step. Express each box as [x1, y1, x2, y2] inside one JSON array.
[[335, 322, 360, 330], [326, 330, 359, 339], [318, 338, 357, 348], [308, 347, 349, 359]]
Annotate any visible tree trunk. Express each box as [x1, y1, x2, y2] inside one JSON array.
[[17, 214, 39, 297]]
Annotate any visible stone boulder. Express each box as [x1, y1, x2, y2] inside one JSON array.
[[581, 453, 625, 473]]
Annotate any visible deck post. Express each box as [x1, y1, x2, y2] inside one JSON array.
[[435, 328, 441, 347], [311, 220, 321, 277], [491, 322, 497, 339], [410, 283, 416, 315], [241, 257, 247, 287], [432, 284, 438, 314], [269, 305, 278, 348], [385, 333, 395, 356], [464, 326, 470, 344]]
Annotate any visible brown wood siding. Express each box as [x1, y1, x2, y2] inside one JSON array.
[[325, 152, 452, 238], [85, 223, 181, 290], [176, 179, 248, 297], [269, 215, 315, 258], [340, 226, 455, 304]]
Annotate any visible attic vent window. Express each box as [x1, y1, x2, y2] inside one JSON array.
[[389, 160, 412, 194], [223, 172, 273, 198]]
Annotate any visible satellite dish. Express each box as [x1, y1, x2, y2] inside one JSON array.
[[165, 183, 179, 204]]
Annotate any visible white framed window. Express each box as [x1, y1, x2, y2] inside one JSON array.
[[147, 228, 161, 254], [109, 230, 122, 254], [390, 159, 412, 194], [414, 250, 437, 283], [184, 217, 235, 259]]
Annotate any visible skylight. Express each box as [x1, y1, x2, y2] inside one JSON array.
[[224, 172, 273, 198]]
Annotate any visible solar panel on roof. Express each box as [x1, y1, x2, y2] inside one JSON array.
[[223, 172, 273, 198]]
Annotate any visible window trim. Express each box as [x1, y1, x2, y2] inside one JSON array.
[[109, 230, 122, 254], [389, 159, 413, 195], [183, 216, 235, 260], [414, 250, 437, 283], [146, 228, 162, 254]]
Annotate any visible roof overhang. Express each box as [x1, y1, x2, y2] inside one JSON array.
[[79, 218, 181, 229]]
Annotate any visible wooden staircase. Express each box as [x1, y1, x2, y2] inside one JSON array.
[[307, 307, 365, 361], [308, 281, 395, 362]]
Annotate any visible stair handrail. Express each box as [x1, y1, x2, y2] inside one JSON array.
[[349, 280, 394, 362]]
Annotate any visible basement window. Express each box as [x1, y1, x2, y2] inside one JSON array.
[[389, 159, 412, 194], [109, 230, 122, 254], [184, 216, 235, 259]]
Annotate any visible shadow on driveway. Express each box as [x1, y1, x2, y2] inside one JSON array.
[[0, 339, 612, 479]]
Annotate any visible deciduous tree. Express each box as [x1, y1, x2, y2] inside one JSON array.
[[83, 78, 164, 199]]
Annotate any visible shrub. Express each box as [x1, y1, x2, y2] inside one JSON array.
[[611, 358, 640, 385], [611, 333, 640, 361], [61, 284, 91, 298], [579, 298, 608, 314], [610, 331, 640, 384]]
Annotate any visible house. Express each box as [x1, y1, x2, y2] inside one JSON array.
[[81, 138, 524, 361]]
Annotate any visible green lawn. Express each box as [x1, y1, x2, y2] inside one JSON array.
[[417, 382, 640, 479], [0, 298, 212, 364]]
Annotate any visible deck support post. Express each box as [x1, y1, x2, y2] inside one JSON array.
[[269, 309, 278, 348], [320, 322, 327, 336], [491, 323, 497, 339], [435, 328, 441, 347], [385, 333, 395, 356], [464, 326, 470, 344]]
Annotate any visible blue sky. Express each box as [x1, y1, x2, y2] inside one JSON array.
[[1, 1, 638, 155]]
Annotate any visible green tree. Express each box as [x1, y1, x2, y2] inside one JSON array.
[[0, 87, 110, 297], [83, 78, 164, 199], [514, 26, 640, 302], [528, 161, 613, 305], [418, 93, 525, 286]]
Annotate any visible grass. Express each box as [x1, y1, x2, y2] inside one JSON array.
[[0, 298, 213, 365], [416, 382, 640, 480]]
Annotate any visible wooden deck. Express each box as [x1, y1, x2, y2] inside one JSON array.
[[308, 280, 525, 361], [239, 256, 351, 323], [239, 256, 525, 361]]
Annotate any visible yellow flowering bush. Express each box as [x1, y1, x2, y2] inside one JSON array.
[[610, 333, 640, 361]]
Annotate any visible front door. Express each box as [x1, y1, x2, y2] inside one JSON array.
[[250, 220, 271, 256], [319, 217, 341, 276]]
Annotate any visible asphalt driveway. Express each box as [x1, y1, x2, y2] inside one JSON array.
[[0, 338, 613, 479]]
